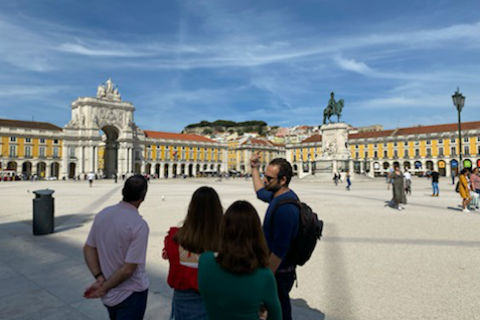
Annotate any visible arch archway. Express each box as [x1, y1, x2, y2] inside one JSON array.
[[463, 159, 472, 169], [164, 163, 169, 178], [145, 163, 151, 175], [180, 163, 185, 176], [37, 162, 46, 178], [426, 160, 434, 170], [450, 159, 458, 176], [101, 125, 119, 178], [155, 164, 160, 178], [196, 164, 200, 177], [383, 162, 390, 170], [51, 162, 60, 179], [7, 161, 17, 171], [438, 160, 446, 176], [188, 164, 193, 177], [172, 163, 177, 178], [22, 161, 32, 178], [69, 163, 76, 179], [403, 161, 411, 171]]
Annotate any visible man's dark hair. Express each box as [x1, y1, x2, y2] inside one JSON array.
[[269, 158, 293, 186], [122, 175, 148, 202]]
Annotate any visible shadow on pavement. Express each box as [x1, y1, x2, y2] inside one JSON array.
[[292, 298, 325, 319]]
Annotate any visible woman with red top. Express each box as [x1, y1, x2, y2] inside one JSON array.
[[162, 186, 223, 320]]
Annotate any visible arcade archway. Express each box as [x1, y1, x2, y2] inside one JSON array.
[[102, 125, 119, 178]]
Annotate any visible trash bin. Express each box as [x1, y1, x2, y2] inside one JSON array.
[[32, 189, 55, 235]]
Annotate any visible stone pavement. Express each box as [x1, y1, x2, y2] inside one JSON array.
[[0, 177, 479, 320]]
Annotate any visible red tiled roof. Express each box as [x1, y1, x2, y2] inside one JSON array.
[[241, 138, 276, 146], [348, 130, 395, 139], [0, 118, 62, 131], [301, 134, 322, 143], [348, 121, 480, 140], [395, 121, 480, 135], [143, 130, 216, 143]]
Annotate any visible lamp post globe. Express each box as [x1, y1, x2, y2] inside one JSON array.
[[452, 88, 465, 171]]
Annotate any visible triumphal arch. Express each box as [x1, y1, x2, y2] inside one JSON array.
[[62, 79, 144, 178]]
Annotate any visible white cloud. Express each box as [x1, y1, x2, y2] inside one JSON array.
[[334, 56, 373, 74]]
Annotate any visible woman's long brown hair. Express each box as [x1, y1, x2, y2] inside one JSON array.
[[174, 186, 223, 254], [216, 200, 269, 274]]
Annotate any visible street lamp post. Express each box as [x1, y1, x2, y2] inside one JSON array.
[[452, 88, 465, 170]]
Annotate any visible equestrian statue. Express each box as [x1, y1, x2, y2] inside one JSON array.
[[322, 91, 344, 124]]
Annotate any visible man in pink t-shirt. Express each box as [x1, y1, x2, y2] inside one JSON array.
[[83, 175, 150, 320]]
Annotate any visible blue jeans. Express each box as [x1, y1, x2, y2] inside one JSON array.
[[432, 182, 439, 195], [106, 289, 148, 320], [171, 289, 206, 320], [276, 270, 296, 320]]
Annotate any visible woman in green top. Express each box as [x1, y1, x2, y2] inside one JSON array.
[[198, 200, 282, 320]]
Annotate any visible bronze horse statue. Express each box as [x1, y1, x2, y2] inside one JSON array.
[[323, 97, 344, 124]]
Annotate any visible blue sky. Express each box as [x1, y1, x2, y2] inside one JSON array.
[[0, 0, 479, 132]]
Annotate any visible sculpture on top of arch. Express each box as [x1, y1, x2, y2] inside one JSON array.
[[97, 78, 121, 101]]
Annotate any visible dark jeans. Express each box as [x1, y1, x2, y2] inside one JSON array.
[[106, 289, 148, 320], [275, 270, 296, 320], [170, 289, 207, 320]]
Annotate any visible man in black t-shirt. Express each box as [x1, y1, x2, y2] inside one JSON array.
[[430, 170, 440, 196]]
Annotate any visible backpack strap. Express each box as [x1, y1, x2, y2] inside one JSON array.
[[269, 198, 301, 236]]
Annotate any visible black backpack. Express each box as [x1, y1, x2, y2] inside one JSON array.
[[270, 199, 323, 266]]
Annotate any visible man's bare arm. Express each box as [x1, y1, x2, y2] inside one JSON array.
[[83, 245, 102, 277], [250, 151, 263, 192]]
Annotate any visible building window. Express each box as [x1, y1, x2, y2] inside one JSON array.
[[54, 139, 58, 144], [384, 150, 388, 158], [464, 137, 469, 143], [426, 140, 431, 145], [189, 148, 193, 159], [438, 139, 443, 145], [204, 148, 208, 160], [404, 141, 408, 146], [25, 146, 31, 157], [426, 148, 431, 157], [25, 137, 31, 143], [394, 142, 397, 147], [211, 149, 215, 160], [9, 145, 17, 157], [451, 147, 456, 155], [182, 148, 186, 160], [477, 136, 480, 142], [364, 151, 368, 158], [166, 146, 170, 160], [404, 150, 409, 158], [450, 138, 455, 143], [10, 136, 16, 142], [69, 147, 75, 158], [39, 146, 45, 157], [40, 138, 45, 143], [415, 149, 420, 157], [394, 150, 398, 158], [439, 147, 444, 156], [374, 151, 378, 158], [355, 152, 359, 159], [465, 146, 470, 155], [53, 147, 59, 157], [355, 144, 358, 149]]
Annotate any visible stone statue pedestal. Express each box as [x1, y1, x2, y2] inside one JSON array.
[[315, 122, 352, 175]]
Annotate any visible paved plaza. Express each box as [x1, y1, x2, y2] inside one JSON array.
[[1, 176, 480, 320]]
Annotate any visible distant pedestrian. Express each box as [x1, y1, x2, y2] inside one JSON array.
[[404, 170, 412, 195], [469, 167, 480, 210], [391, 164, 406, 210], [430, 170, 440, 196], [458, 168, 471, 213], [87, 172, 95, 187], [345, 170, 351, 191], [451, 171, 456, 185], [83, 175, 150, 320], [333, 172, 339, 186]]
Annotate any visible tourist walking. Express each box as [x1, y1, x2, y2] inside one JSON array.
[[83, 175, 150, 320], [430, 170, 440, 196], [250, 152, 299, 320], [198, 200, 282, 320], [404, 170, 412, 195], [390, 164, 406, 210], [87, 172, 95, 187], [346, 170, 351, 191], [469, 167, 480, 210], [458, 168, 472, 213], [333, 172, 339, 185], [162, 186, 223, 320]]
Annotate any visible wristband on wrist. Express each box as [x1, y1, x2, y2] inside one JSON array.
[[94, 272, 104, 279]]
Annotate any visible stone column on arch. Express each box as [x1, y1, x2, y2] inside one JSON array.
[[168, 162, 173, 178], [368, 161, 374, 178]]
